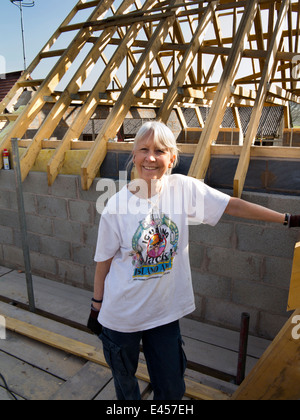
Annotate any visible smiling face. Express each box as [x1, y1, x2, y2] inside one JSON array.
[[133, 134, 175, 186]]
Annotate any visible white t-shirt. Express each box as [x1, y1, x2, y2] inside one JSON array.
[[94, 174, 230, 333]]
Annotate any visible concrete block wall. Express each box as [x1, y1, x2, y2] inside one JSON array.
[[0, 171, 299, 339], [0, 171, 100, 291], [189, 192, 300, 339]]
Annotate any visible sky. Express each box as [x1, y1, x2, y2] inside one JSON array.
[[0, 0, 77, 74]]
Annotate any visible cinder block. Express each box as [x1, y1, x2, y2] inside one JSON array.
[[189, 222, 234, 248], [14, 231, 41, 253], [30, 252, 57, 276], [2, 245, 24, 268], [82, 224, 98, 247], [232, 277, 289, 314], [206, 247, 263, 282], [72, 243, 95, 265], [39, 236, 71, 260], [37, 195, 68, 219], [0, 190, 10, 209], [26, 214, 53, 236], [236, 224, 298, 258], [69, 200, 93, 224], [189, 243, 205, 270], [50, 175, 79, 199], [53, 219, 81, 244], [57, 260, 85, 287], [0, 170, 16, 191], [0, 226, 14, 245], [0, 208, 19, 228], [258, 311, 290, 340], [205, 297, 259, 335], [22, 172, 50, 195], [262, 255, 293, 288], [192, 270, 231, 300]]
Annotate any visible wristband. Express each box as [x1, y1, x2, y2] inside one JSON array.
[[283, 213, 290, 226], [92, 297, 103, 304]]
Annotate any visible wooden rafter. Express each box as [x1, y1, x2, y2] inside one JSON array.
[[0, 0, 300, 193], [233, 0, 291, 198], [188, 0, 260, 180], [81, 0, 184, 190]]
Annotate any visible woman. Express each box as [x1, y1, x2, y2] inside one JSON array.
[[88, 121, 299, 400]]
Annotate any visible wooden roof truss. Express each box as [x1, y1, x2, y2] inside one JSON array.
[[1, 0, 300, 195]]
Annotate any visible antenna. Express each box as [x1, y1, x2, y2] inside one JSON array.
[[10, 0, 35, 71]]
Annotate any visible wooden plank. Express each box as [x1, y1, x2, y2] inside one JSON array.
[[80, 0, 184, 190], [231, 308, 300, 400], [287, 242, 300, 311], [188, 0, 259, 181], [0, 0, 82, 115], [0, 0, 113, 168], [20, 0, 136, 183], [4, 316, 230, 400], [233, 0, 290, 198]]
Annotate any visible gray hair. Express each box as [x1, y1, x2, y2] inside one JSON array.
[[127, 121, 179, 175]]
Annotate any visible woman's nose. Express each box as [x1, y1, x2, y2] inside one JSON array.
[[146, 152, 156, 162]]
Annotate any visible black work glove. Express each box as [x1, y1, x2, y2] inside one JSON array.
[[289, 215, 300, 228], [87, 307, 102, 336]]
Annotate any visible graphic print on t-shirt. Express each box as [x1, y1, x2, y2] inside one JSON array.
[[131, 212, 179, 281]]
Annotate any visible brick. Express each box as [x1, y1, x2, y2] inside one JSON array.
[[30, 252, 57, 276], [14, 231, 41, 253], [72, 244, 95, 265], [192, 271, 231, 300], [69, 200, 93, 224], [0, 208, 19, 228], [57, 260, 85, 287], [189, 222, 234, 248], [15, 171, 40, 193], [50, 175, 78, 199], [53, 219, 81, 244], [82, 224, 98, 247], [0, 170, 16, 191], [261, 256, 293, 288], [37, 195, 68, 219], [258, 311, 290, 340], [0, 190, 10, 209], [0, 226, 13, 245], [9, 191, 37, 214], [206, 247, 263, 282], [22, 172, 50, 195], [205, 297, 259, 335], [189, 243, 205, 270], [39, 236, 71, 260], [232, 277, 288, 314], [2, 245, 24, 268], [236, 224, 298, 258], [26, 214, 53, 236]]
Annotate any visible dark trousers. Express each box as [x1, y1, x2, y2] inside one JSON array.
[[100, 320, 187, 400]]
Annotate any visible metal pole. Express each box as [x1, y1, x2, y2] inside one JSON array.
[[11, 138, 36, 312], [236, 312, 250, 385]]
